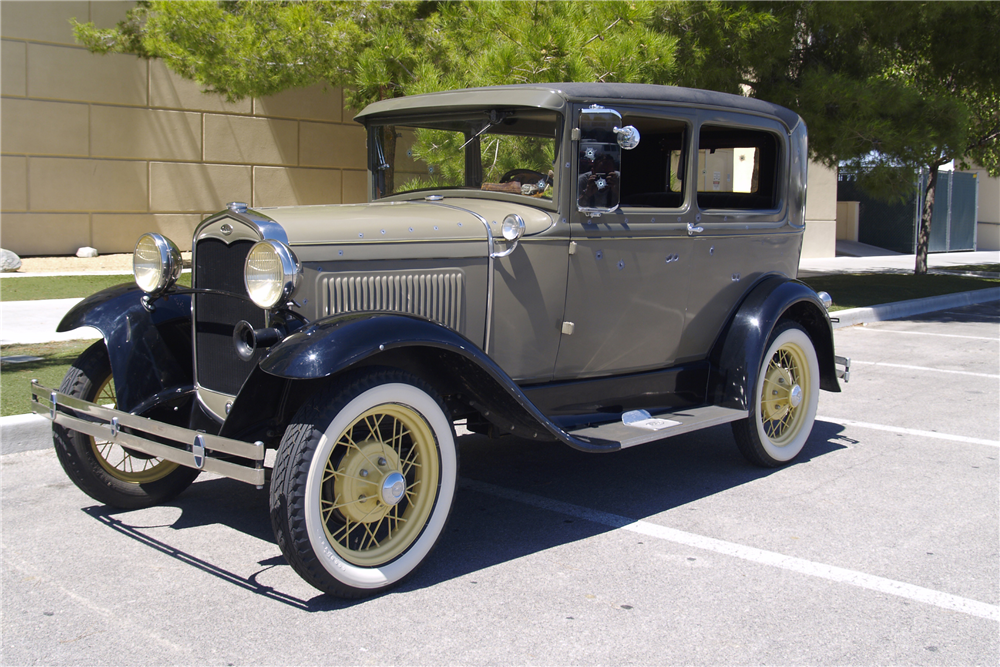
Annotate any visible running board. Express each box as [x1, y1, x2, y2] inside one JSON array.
[[568, 405, 748, 450]]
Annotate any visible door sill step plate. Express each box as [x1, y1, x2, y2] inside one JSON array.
[[568, 405, 747, 450]]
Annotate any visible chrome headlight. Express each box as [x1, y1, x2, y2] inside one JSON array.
[[244, 240, 301, 309], [133, 233, 182, 294]]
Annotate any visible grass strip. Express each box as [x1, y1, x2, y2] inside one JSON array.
[[0, 273, 191, 302], [1, 340, 94, 417], [801, 273, 999, 311], [937, 263, 1000, 274]]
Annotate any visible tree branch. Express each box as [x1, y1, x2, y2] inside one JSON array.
[[583, 18, 621, 48]]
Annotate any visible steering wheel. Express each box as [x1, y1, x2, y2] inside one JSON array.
[[499, 169, 547, 185]]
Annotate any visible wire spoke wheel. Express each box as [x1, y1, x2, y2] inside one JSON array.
[[270, 369, 457, 598], [759, 345, 810, 446], [88, 374, 180, 484], [52, 340, 199, 509], [320, 404, 440, 566], [733, 323, 819, 467]]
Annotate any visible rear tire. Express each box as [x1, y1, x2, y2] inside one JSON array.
[[732, 323, 819, 467], [53, 341, 199, 509], [270, 368, 457, 598]]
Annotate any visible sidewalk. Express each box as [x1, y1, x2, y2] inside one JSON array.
[[2, 248, 998, 454], [797, 246, 1000, 277], [0, 297, 99, 346]]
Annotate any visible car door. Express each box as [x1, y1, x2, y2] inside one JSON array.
[[674, 112, 800, 362], [553, 106, 700, 380]]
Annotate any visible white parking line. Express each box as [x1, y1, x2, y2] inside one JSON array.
[[460, 479, 1000, 622], [848, 360, 1000, 379], [853, 327, 997, 341], [817, 416, 1000, 447]]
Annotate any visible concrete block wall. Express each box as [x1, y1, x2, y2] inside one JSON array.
[[801, 161, 838, 258], [1, 1, 365, 256], [961, 167, 1000, 251]]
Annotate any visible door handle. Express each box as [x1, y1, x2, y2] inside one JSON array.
[[686, 222, 704, 236]]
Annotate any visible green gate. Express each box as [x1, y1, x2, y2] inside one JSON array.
[[837, 169, 979, 253]]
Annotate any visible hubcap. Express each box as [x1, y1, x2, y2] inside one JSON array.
[[381, 472, 407, 506], [789, 384, 803, 408]]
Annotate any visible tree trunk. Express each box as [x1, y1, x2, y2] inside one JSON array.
[[914, 164, 940, 275]]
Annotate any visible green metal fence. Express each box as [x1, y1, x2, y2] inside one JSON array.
[[837, 169, 979, 253]]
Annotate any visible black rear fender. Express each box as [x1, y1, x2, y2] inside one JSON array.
[[709, 276, 840, 411]]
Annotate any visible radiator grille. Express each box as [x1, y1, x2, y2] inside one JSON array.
[[194, 238, 265, 395], [324, 272, 464, 330]]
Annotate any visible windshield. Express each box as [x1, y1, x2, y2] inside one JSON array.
[[368, 109, 561, 202]]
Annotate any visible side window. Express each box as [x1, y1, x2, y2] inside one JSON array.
[[618, 116, 687, 209], [697, 125, 780, 210]]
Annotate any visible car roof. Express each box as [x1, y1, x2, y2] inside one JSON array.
[[354, 82, 802, 131]]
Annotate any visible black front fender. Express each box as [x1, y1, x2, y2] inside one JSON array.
[[222, 312, 618, 452], [710, 276, 840, 411], [59, 284, 193, 412], [260, 312, 486, 380]]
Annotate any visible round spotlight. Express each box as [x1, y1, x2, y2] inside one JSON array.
[[501, 214, 525, 242]]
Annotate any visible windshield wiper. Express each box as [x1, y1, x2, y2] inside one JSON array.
[[459, 110, 509, 150]]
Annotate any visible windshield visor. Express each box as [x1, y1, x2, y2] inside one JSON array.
[[368, 109, 561, 202]]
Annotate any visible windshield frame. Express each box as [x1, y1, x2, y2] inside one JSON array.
[[365, 108, 564, 210]]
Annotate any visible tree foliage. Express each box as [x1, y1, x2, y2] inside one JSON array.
[[663, 1, 1000, 272], [73, 1, 678, 109], [75, 1, 1000, 273]]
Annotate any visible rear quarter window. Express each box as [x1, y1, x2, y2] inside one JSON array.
[[696, 125, 781, 211]]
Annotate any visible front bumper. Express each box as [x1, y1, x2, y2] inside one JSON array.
[[30, 380, 265, 486]]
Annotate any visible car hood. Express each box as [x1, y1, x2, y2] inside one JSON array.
[[256, 198, 555, 247]]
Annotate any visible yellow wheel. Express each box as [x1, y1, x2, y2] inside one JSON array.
[[320, 403, 441, 566], [270, 369, 457, 598], [733, 323, 819, 467], [52, 341, 199, 509], [88, 373, 181, 484]]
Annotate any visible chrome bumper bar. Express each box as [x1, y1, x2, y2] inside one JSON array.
[[835, 355, 851, 383], [30, 380, 265, 486]]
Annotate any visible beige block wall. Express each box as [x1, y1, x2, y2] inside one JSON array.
[[959, 166, 1000, 251], [836, 201, 860, 241], [801, 161, 838, 258], [0, 1, 364, 256]]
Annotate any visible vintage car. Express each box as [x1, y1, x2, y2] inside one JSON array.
[[32, 83, 849, 598]]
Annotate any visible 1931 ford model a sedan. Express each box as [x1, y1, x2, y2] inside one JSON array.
[[32, 83, 848, 598]]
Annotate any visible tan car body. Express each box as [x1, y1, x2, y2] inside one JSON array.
[[33, 84, 847, 599]]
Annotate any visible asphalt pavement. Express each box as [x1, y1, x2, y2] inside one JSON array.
[[2, 301, 997, 664]]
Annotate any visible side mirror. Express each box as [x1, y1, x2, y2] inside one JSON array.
[[577, 108, 636, 216], [614, 125, 641, 150]]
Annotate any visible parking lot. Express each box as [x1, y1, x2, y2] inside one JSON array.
[[2, 303, 997, 665]]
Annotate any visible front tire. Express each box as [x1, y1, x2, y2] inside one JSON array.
[[53, 341, 200, 509], [269, 369, 458, 598], [732, 322, 820, 467]]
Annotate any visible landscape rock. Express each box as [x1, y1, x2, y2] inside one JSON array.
[[0, 248, 22, 272], [76, 247, 99, 258]]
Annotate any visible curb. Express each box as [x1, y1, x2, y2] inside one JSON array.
[[830, 287, 1000, 329], [1, 413, 51, 455]]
